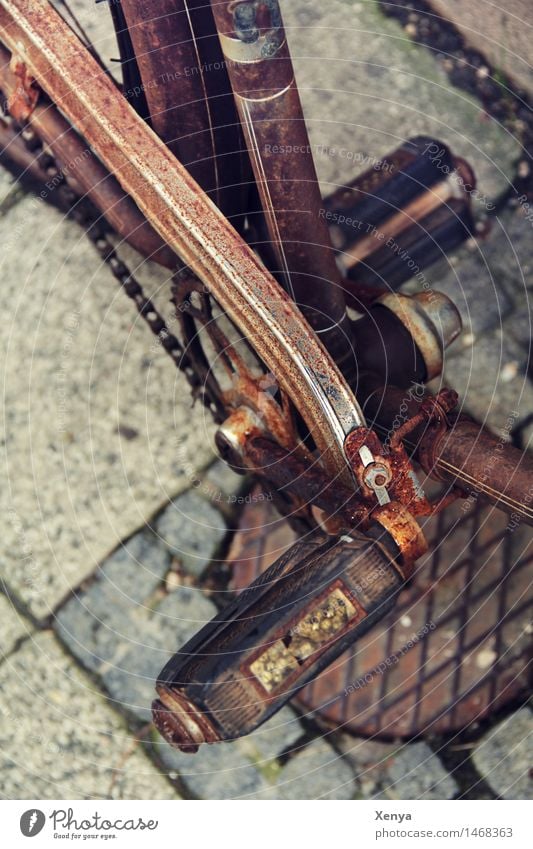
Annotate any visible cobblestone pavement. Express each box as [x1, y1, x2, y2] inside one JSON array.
[[0, 0, 531, 799]]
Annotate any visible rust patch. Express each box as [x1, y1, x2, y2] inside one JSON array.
[[345, 426, 431, 518], [6, 55, 38, 122]]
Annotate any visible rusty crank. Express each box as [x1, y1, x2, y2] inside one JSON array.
[[0, 0, 369, 481], [1, 0, 531, 749], [151, 375, 533, 750], [0, 0, 433, 748]]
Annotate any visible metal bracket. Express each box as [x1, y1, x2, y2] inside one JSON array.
[[5, 54, 39, 122]]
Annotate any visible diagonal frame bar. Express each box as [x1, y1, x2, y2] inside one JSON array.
[[0, 0, 365, 485]]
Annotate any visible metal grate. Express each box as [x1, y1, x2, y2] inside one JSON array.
[[228, 489, 532, 738]]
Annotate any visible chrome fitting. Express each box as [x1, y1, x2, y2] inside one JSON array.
[[377, 290, 462, 380]]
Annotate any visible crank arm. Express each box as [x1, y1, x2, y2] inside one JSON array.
[[0, 0, 364, 485]]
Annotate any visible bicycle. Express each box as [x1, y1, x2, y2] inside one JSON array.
[[0, 0, 531, 752]]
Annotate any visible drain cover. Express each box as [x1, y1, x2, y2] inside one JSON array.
[[228, 488, 531, 738]]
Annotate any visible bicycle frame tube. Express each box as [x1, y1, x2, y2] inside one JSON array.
[[119, 0, 251, 226], [209, 0, 356, 373], [0, 0, 365, 485], [0, 43, 177, 268], [359, 375, 533, 526], [3, 0, 529, 525]]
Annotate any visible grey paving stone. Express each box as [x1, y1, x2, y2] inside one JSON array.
[[441, 329, 533, 435], [0, 166, 12, 202], [472, 708, 533, 799], [152, 714, 345, 801], [153, 736, 269, 800], [380, 741, 458, 799], [497, 204, 533, 295], [102, 641, 171, 725], [428, 1, 533, 101], [102, 587, 217, 722], [0, 167, 25, 209], [336, 734, 399, 797], [55, 535, 217, 723], [0, 593, 32, 658], [54, 530, 170, 674], [99, 532, 171, 603], [274, 738, 355, 799], [408, 248, 514, 338], [0, 631, 179, 799], [156, 489, 228, 577], [204, 458, 248, 501], [0, 198, 216, 620], [239, 706, 304, 763], [284, 0, 521, 201], [505, 309, 532, 355], [155, 585, 219, 647], [441, 207, 533, 329]]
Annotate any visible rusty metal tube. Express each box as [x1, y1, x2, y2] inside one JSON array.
[[209, 0, 355, 373], [119, 0, 250, 225], [29, 106, 178, 266], [0, 44, 177, 267], [0, 0, 367, 484], [244, 435, 370, 528], [359, 376, 533, 526]]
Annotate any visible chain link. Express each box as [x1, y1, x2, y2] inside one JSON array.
[[4, 119, 219, 415]]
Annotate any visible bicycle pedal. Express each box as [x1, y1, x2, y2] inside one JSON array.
[[323, 136, 477, 296], [152, 529, 406, 751]]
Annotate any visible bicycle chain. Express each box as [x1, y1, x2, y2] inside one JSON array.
[[8, 121, 220, 418], [4, 120, 340, 532], [76, 206, 220, 415]]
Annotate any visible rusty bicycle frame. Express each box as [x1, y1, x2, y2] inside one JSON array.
[[0, 0, 369, 483], [0, 0, 531, 748], [1, 0, 530, 523]]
